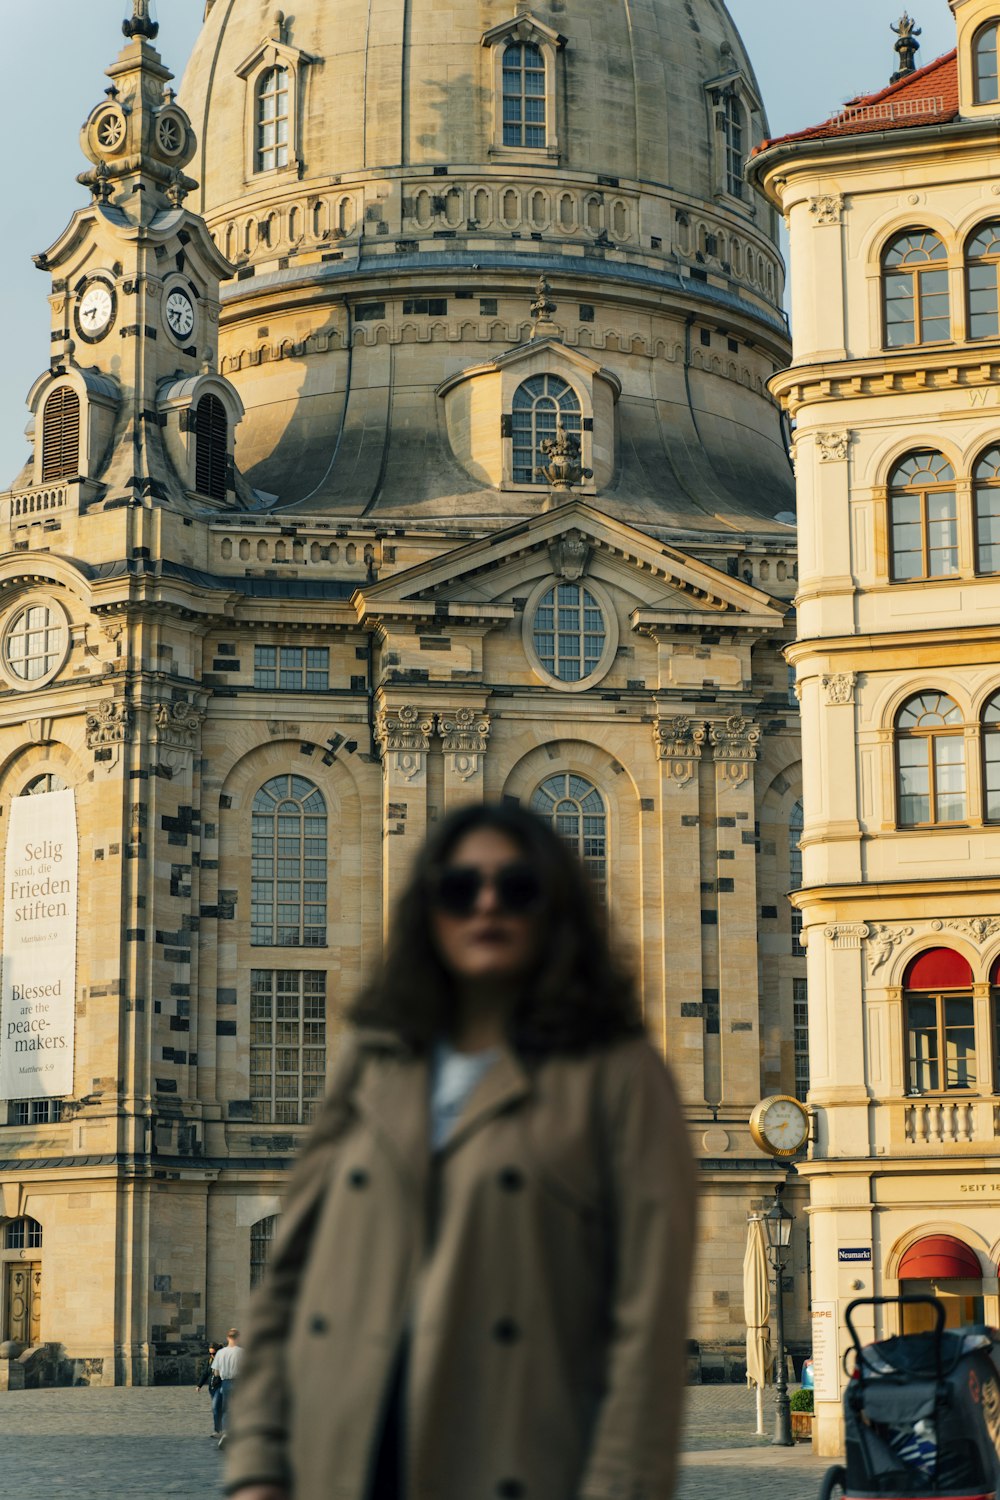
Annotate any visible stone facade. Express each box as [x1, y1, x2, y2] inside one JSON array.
[[752, 0, 1000, 1456], [0, 1, 806, 1384]]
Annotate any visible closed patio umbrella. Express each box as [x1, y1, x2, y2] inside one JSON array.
[[744, 1213, 773, 1436]]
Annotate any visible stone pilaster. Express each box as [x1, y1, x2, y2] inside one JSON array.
[[437, 707, 491, 810], [374, 701, 435, 924], [653, 713, 706, 1085]]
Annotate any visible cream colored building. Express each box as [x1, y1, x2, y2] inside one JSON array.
[[751, 0, 1000, 1457], [0, 0, 806, 1384]]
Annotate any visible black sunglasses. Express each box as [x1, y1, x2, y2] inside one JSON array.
[[430, 861, 543, 917]]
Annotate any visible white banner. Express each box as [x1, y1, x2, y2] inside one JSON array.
[[0, 789, 78, 1099]]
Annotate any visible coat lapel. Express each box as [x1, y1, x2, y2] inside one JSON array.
[[441, 1045, 532, 1157], [352, 1039, 430, 1198]]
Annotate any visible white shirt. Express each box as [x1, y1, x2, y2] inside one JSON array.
[[212, 1344, 244, 1380], [429, 1042, 499, 1151]]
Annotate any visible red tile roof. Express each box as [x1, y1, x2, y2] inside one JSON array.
[[752, 49, 959, 156]]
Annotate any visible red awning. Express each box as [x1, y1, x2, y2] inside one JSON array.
[[903, 948, 973, 990], [899, 1234, 982, 1281]]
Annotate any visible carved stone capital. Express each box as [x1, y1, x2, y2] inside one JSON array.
[[865, 922, 914, 973], [809, 193, 844, 226], [824, 923, 870, 950], [817, 430, 850, 463], [151, 699, 207, 748], [822, 672, 857, 706], [375, 704, 434, 782], [437, 708, 491, 781], [653, 714, 702, 786], [86, 698, 133, 748], [708, 715, 760, 785]]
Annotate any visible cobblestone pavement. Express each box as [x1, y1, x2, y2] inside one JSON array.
[[0, 1383, 833, 1498]]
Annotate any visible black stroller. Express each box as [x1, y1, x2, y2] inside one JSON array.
[[820, 1297, 1000, 1500]]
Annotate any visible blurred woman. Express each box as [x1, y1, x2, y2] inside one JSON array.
[[225, 802, 697, 1500]]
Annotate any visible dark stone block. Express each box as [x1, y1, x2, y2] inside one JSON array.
[[717, 816, 736, 828], [680, 1003, 703, 1017], [126, 929, 145, 942], [718, 878, 735, 893], [760, 905, 778, 919], [216, 988, 237, 1006], [700, 911, 718, 925], [155, 1079, 178, 1093], [216, 1020, 237, 1037], [681, 815, 700, 827]]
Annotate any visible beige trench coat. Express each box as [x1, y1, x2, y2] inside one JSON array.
[[225, 1029, 697, 1500]]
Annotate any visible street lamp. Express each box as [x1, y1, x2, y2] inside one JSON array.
[[763, 1182, 794, 1447]]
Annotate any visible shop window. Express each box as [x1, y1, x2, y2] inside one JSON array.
[[967, 222, 1000, 338], [531, 773, 607, 901], [895, 692, 966, 827], [975, 21, 1000, 104], [40, 387, 80, 483], [194, 394, 228, 502], [889, 452, 958, 582], [883, 230, 950, 348], [251, 775, 327, 947], [250, 1215, 278, 1288], [511, 374, 581, 484], [904, 948, 976, 1093], [249, 969, 327, 1125]]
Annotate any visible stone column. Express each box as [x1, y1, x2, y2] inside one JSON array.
[[653, 713, 706, 1088], [374, 701, 434, 928], [708, 715, 762, 1110]]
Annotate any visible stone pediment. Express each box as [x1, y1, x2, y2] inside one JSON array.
[[480, 13, 567, 51], [356, 500, 785, 630]]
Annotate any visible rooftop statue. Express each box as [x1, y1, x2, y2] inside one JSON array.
[[890, 11, 921, 81]]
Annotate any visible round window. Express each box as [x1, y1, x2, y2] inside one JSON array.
[[523, 577, 618, 690], [1, 600, 69, 688]]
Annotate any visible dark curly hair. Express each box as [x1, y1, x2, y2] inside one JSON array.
[[348, 802, 642, 1057]]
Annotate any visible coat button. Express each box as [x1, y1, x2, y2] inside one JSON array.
[[492, 1317, 520, 1344], [498, 1167, 524, 1192], [497, 1481, 525, 1498], [348, 1167, 369, 1189], [310, 1315, 328, 1335]]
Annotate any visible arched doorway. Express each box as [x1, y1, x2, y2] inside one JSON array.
[[898, 1234, 984, 1332]]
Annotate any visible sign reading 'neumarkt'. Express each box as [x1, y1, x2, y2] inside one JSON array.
[[0, 789, 78, 1099]]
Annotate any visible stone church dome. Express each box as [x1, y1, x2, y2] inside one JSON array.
[[178, 0, 795, 534]]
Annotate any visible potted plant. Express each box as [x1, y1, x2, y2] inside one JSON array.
[[790, 1386, 814, 1440]]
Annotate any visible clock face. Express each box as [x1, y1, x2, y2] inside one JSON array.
[[750, 1095, 809, 1159], [165, 289, 195, 341], [76, 282, 115, 341]]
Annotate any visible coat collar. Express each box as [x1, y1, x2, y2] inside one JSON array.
[[350, 1030, 533, 1170]]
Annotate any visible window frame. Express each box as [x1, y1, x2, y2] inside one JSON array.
[[250, 1214, 278, 1289], [0, 595, 71, 692], [966, 221, 1000, 340], [888, 451, 959, 583], [882, 229, 951, 350], [249, 968, 327, 1125], [236, 36, 311, 187], [253, 645, 330, 693], [974, 20, 1000, 105], [530, 772, 609, 903], [982, 691, 1000, 823], [255, 66, 291, 174], [510, 372, 583, 487], [973, 444, 1000, 575], [40, 385, 82, 485], [484, 19, 563, 161], [894, 692, 968, 829], [250, 774, 328, 948], [905, 986, 978, 1095], [194, 394, 229, 503], [522, 574, 618, 692]]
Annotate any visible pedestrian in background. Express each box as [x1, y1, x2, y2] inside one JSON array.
[[196, 1339, 224, 1437], [212, 1327, 244, 1448], [224, 803, 697, 1500]]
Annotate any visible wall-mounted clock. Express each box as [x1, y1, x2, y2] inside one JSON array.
[[749, 1095, 810, 1159], [75, 280, 116, 342], [165, 288, 196, 342]]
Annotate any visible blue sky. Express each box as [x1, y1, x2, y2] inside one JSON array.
[[0, 0, 959, 483]]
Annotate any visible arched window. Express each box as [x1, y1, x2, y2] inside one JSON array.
[[895, 692, 966, 827], [723, 93, 746, 198], [4, 1217, 43, 1250], [511, 375, 581, 484], [530, 773, 607, 901], [251, 775, 327, 946], [904, 948, 976, 1094], [975, 22, 1000, 104], [21, 774, 68, 796], [531, 582, 607, 682], [194, 395, 228, 502], [889, 452, 958, 581], [883, 230, 950, 348], [250, 1215, 278, 1289], [789, 800, 803, 955], [982, 691, 1000, 821], [966, 222, 1000, 338], [974, 445, 1000, 574], [256, 67, 290, 172], [40, 387, 80, 483], [502, 43, 546, 148]]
